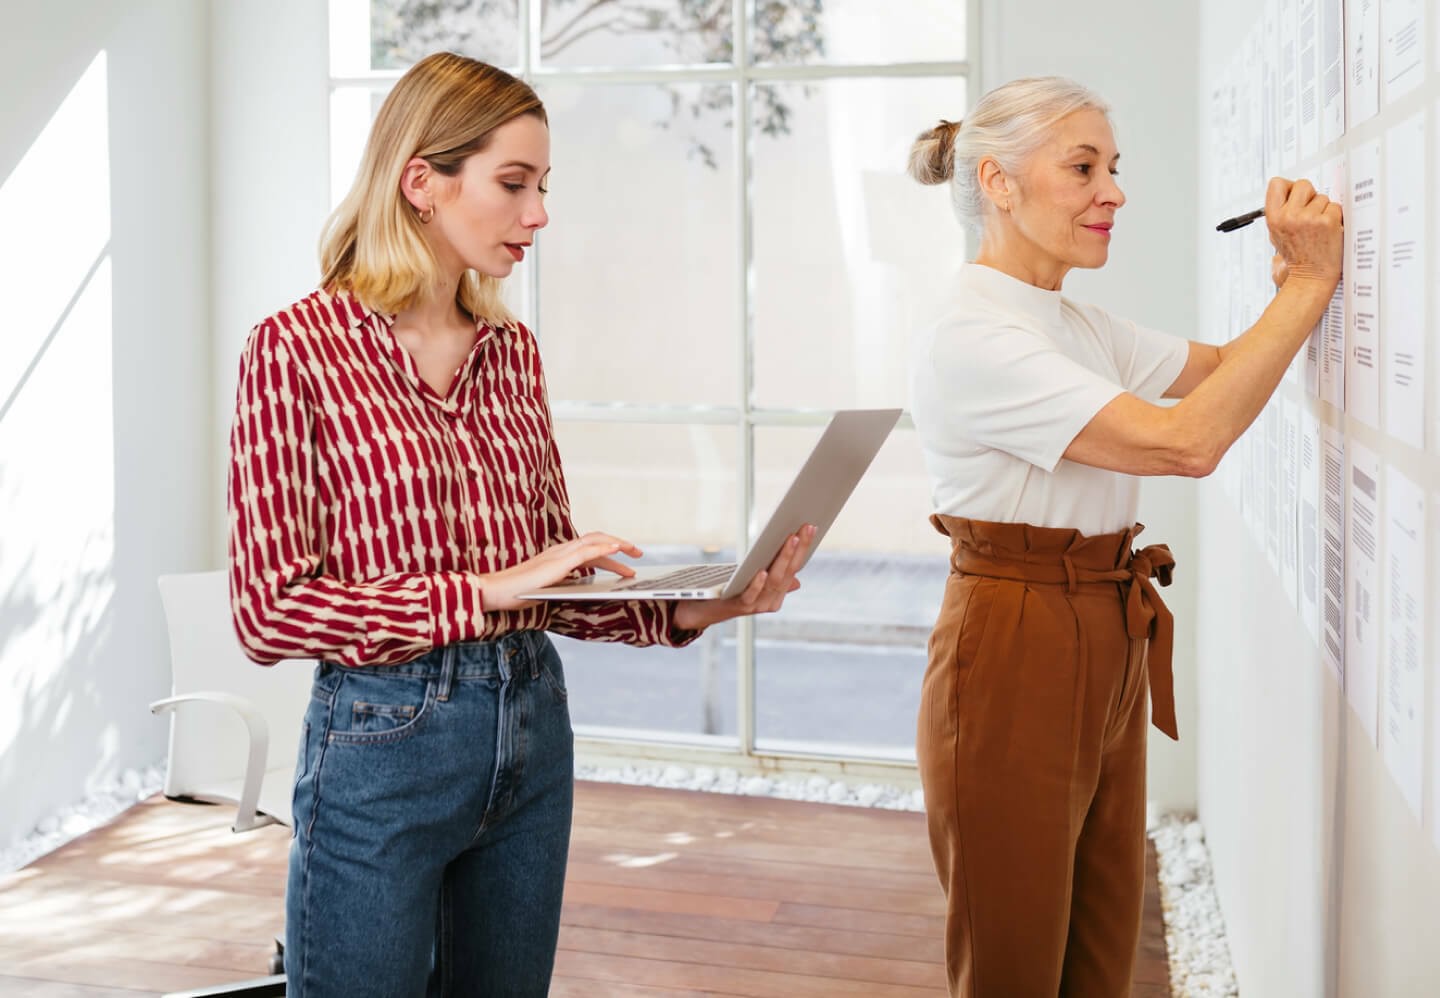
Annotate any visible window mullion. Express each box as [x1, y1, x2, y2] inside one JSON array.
[[734, 0, 757, 759]]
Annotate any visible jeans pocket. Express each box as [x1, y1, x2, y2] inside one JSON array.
[[536, 643, 569, 705], [327, 672, 434, 745]]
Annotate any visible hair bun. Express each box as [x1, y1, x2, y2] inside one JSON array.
[[907, 118, 961, 185]]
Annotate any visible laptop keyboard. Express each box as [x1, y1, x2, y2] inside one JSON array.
[[610, 563, 737, 592]]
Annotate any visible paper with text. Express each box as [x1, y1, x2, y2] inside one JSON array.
[[1381, 465, 1423, 819], [1321, 425, 1347, 679], [1346, 0, 1380, 126], [1345, 440, 1381, 745], [1384, 113, 1426, 449], [1346, 139, 1382, 428]]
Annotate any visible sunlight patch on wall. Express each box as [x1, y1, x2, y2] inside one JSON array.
[[0, 49, 115, 758], [0, 51, 111, 409]]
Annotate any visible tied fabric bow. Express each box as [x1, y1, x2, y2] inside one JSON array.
[[1124, 543, 1177, 740]]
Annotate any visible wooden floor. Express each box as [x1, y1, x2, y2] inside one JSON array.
[[0, 783, 1170, 996]]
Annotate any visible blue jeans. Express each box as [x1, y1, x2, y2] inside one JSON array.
[[285, 631, 574, 997]]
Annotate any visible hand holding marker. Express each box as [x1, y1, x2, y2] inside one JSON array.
[[1215, 207, 1265, 232]]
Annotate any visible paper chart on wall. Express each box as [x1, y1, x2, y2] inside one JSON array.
[[1380, 465, 1423, 820], [1345, 440, 1382, 746], [1381, 0, 1425, 103], [1321, 424, 1347, 679], [1319, 156, 1348, 409], [1321, 0, 1347, 144], [1298, 407, 1323, 644], [1298, 0, 1321, 158], [1432, 495, 1440, 853], [1433, 102, 1440, 456], [1299, 162, 1326, 392], [1265, 403, 1283, 573], [1264, 0, 1282, 177], [1279, 399, 1301, 609], [1346, 139, 1382, 429], [1384, 113, 1426, 450], [1346, 0, 1380, 127], [1247, 28, 1267, 191], [1245, 418, 1266, 542], [1281, 0, 1300, 169]]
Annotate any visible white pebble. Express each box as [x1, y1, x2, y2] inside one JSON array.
[[740, 776, 773, 796]]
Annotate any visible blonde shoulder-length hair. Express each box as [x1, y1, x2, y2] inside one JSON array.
[[319, 52, 547, 325]]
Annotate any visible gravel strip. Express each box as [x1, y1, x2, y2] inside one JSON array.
[[576, 762, 926, 811], [0, 762, 165, 875], [1148, 807, 1240, 996]]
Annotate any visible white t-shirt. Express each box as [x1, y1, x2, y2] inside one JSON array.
[[911, 263, 1191, 536]]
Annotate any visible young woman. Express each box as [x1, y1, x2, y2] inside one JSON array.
[[907, 76, 1341, 996], [228, 52, 812, 997]]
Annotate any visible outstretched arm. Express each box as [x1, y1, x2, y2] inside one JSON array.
[[1062, 176, 1342, 478]]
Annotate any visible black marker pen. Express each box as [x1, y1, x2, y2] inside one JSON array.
[[1216, 207, 1265, 233]]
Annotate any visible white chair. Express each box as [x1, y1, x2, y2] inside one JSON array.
[[152, 570, 314, 832], [152, 569, 312, 994]]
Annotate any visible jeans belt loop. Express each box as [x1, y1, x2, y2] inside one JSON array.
[[1062, 554, 1079, 595], [437, 643, 458, 702]]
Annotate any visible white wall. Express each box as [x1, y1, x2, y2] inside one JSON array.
[[210, 0, 332, 560], [1195, 0, 1440, 993], [980, 0, 1201, 809], [0, 0, 211, 848]]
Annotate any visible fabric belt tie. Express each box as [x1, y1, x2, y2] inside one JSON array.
[[940, 519, 1179, 741]]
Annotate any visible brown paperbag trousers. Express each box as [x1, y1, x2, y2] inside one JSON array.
[[917, 516, 1178, 998]]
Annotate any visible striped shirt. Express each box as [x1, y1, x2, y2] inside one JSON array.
[[228, 288, 697, 667]]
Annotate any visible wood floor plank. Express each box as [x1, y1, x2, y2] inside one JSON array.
[[0, 781, 1170, 995], [568, 842, 940, 895], [551, 950, 942, 998], [560, 903, 947, 963], [558, 924, 944, 988], [564, 858, 945, 916], [0, 979, 144, 997]]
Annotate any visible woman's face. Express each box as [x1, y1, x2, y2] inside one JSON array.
[[427, 113, 551, 280], [1000, 108, 1125, 279]]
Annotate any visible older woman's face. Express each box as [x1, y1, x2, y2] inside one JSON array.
[[1006, 108, 1124, 273]]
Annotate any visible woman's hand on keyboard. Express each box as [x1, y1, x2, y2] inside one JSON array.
[[671, 524, 816, 632], [479, 532, 640, 611]]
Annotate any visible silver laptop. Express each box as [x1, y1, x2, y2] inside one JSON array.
[[518, 408, 902, 601]]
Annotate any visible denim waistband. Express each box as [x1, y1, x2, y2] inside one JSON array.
[[323, 630, 545, 682]]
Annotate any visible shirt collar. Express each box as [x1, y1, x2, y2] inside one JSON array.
[[955, 262, 1064, 326], [320, 286, 513, 411]]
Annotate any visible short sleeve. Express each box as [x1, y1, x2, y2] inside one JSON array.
[[1097, 311, 1191, 401], [914, 319, 1124, 473]]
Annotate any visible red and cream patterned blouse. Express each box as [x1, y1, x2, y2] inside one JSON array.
[[228, 288, 696, 667]]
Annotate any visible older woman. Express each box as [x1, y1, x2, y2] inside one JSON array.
[[907, 77, 1341, 996]]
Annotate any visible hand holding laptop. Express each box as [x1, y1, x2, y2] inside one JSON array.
[[670, 522, 816, 631], [468, 521, 814, 625]]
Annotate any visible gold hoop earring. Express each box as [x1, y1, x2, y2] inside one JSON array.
[[418, 205, 434, 224]]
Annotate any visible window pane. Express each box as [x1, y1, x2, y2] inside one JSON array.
[[550, 420, 741, 740], [367, 0, 520, 71], [539, 1, 733, 68], [537, 83, 739, 405], [553, 421, 739, 549], [752, 425, 948, 756], [752, 0, 965, 66], [751, 77, 967, 410], [557, 623, 738, 740]]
